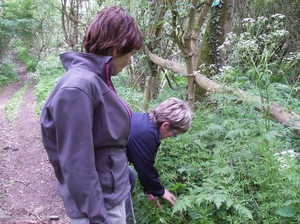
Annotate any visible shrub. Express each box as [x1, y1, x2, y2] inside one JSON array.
[[0, 59, 18, 88], [219, 14, 300, 86], [15, 46, 37, 72], [33, 53, 64, 113]]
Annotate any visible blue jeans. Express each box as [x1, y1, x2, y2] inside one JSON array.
[[126, 166, 136, 224]]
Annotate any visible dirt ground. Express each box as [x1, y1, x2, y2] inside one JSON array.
[[0, 55, 69, 224]]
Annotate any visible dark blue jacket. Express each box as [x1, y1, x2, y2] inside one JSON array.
[[126, 112, 165, 196]]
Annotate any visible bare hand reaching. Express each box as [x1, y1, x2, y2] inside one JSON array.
[[147, 189, 177, 209], [147, 194, 162, 209], [161, 189, 177, 205]]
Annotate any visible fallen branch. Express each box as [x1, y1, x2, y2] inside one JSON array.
[[147, 50, 300, 136]]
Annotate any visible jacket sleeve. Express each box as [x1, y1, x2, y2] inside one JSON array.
[[50, 87, 112, 224], [127, 130, 164, 196]]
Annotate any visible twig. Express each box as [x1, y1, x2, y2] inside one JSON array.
[[0, 205, 7, 211], [126, 102, 146, 113], [26, 208, 42, 221], [14, 180, 38, 192], [253, 198, 263, 213], [177, 211, 190, 224]]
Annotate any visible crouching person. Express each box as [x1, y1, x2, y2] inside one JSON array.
[[125, 98, 192, 223]]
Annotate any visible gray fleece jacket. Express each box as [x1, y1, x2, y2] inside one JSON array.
[[40, 52, 131, 224]]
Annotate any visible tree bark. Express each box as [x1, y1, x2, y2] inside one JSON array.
[[195, 0, 235, 100], [60, 0, 86, 51], [140, 0, 167, 102], [143, 76, 152, 111], [198, 0, 235, 74], [147, 50, 300, 136]]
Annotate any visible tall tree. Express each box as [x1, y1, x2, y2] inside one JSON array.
[[145, 0, 214, 110], [198, 0, 235, 76], [59, 0, 102, 51], [141, 0, 167, 110], [196, 0, 234, 100], [0, 0, 37, 57]]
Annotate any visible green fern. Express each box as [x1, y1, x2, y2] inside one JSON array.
[[233, 203, 253, 220]]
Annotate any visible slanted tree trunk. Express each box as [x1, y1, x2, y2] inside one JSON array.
[[147, 50, 300, 136]]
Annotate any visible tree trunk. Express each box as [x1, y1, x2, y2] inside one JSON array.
[[196, 0, 235, 99], [167, 0, 213, 111], [60, 0, 85, 51], [143, 76, 152, 111], [147, 50, 300, 136], [198, 0, 235, 74], [138, 0, 167, 104]]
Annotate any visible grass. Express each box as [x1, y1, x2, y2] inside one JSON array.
[[4, 82, 30, 122]]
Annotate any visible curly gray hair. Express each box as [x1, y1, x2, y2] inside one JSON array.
[[149, 97, 192, 133]]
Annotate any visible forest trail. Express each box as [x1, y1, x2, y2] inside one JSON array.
[[0, 53, 69, 224]]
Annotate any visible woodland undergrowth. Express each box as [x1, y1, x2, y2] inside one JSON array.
[[22, 13, 300, 224]]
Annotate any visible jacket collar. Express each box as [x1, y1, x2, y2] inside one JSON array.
[[59, 52, 112, 77]]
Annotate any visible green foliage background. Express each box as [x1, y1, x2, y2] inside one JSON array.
[[31, 52, 300, 223], [0, 0, 300, 223], [120, 82, 300, 223]]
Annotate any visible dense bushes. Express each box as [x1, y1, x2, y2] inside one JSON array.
[[0, 58, 18, 88], [14, 46, 38, 72], [33, 53, 64, 113]]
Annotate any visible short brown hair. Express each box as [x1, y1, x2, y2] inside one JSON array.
[[82, 6, 143, 56]]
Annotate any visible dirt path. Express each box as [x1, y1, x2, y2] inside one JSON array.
[[0, 55, 69, 224]]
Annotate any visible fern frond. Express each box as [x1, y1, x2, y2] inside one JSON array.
[[172, 195, 195, 213], [233, 203, 253, 220]]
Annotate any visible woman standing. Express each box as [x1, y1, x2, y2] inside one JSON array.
[[40, 6, 142, 224]]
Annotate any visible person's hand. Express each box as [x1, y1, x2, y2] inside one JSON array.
[[147, 189, 177, 209], [147, 194, 162, 209], [161, 189, 177, 206]]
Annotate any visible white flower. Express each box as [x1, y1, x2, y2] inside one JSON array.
[[257, 16, 267, 23], [274, 150, 299, 170], [242, 18, 256, 23], [271, 14, 285, 19]]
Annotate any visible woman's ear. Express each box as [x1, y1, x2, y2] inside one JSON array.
[[160, 122, 170, 130], [112, 48, 118, 57]]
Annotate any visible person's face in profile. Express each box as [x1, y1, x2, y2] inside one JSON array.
[[111, 49, 138, 76]]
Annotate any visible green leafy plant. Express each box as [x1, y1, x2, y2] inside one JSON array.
[[14, 45, 37, 72], [220, 14, 300, 85], [218, 14, 300, 133], [33, 53, 64, 113], [129, 95, 300, 223], [0, 58, 18, 88]]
